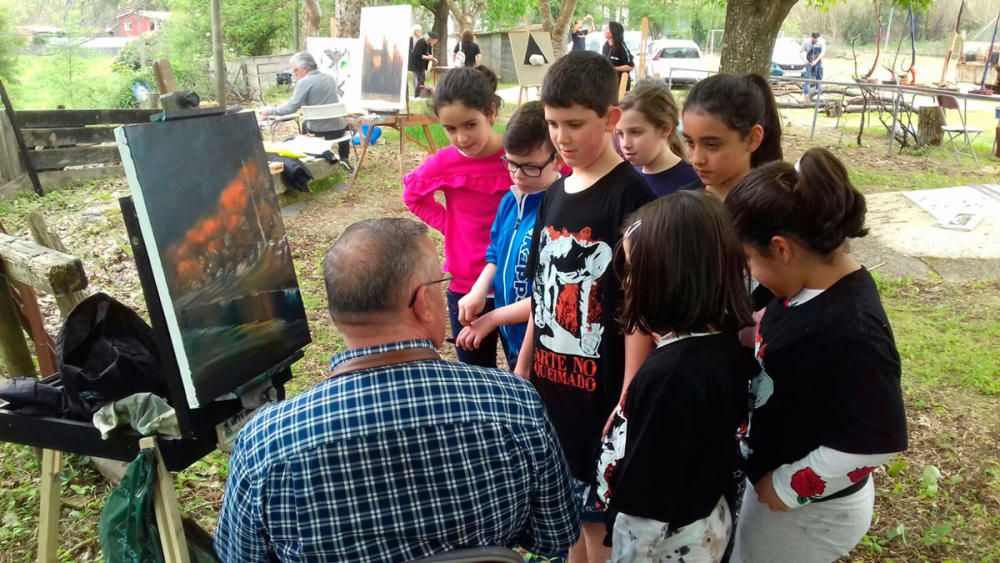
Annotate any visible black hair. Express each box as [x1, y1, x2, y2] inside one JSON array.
[[683, 73, 783, 167], [725, 147, 868, 257], [811, 31, 821, 38], [504, 100, 553, 155], [607, 21, 625, 46], [428, 32, 439, 40], [433, 65, 502, 117], [541, 50, 618, 116], [619, 191, 754, 335]]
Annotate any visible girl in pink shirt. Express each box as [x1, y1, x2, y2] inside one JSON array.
[[403, 66, 510, 367]]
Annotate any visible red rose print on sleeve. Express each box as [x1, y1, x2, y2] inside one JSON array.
[[790, 467, 826, 498], [848, 466, 877, 483]]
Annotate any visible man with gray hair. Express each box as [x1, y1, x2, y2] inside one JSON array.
[[259, 51, 351, 166], [216, 218, 579, 562]]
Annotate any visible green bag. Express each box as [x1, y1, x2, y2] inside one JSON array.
[[99, 450, 165, 563]]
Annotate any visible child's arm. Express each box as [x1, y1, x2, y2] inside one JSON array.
[[457, 264, 496, 326], [457, 299, 530, 350], [402, 174, 447, 233], [621, 331, 654, 402], [755, 447, 894, 511], [513, 310, 535, 379]]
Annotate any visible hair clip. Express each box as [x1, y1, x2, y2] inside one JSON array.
[[624, 219, 642, 239], [793, 159, 802, 173]]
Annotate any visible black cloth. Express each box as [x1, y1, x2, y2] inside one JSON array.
[[409, 38, 431, 72], [571, 29, 588, 51], [601, 42, 634, 92], [0, 378, 72, 418], [607, 333, 756, 531], [266, 154, 313, 193], [526, 162, 655, 481], [638, 161, 700, 197], [744, 268, 908, 484], [453, 41, 481, 67]]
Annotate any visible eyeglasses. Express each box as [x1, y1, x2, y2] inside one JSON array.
[[501, 152, 557, 178], [408, 275, 453, 307]]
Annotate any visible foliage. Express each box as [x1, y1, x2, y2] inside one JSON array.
[[0, 1, 25, 84], [162, 0, 296, 61], [625, 0, 726, 43]]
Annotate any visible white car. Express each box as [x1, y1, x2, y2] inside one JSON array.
[[645, 39, 708, 85], [772, 36, 807, 73]]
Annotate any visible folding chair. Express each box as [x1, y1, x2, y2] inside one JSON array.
[[410, 547, 525, 562], [937, 95, 982, 163]]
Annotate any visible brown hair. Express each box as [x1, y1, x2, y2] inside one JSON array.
[[461, 30, 474, 44], [620, 80, 685, 158], [725, 147, 868, 257], [619, 191, 754, 335], [542, 50, 618, 116], [504, 101, 553, 155]]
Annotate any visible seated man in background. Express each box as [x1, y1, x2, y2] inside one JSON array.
[[216, 218, 579, 562], [259, 52, 351, 168]]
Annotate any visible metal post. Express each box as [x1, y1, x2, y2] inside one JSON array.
[[810, 89, 821, 140], [211, 0, 226, 106], [888, 83, 900, 155]]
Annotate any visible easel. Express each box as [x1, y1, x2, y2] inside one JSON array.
[[515, 18, 542, 107], [347, 85, 439, 198], [636, 17, 650, 80]]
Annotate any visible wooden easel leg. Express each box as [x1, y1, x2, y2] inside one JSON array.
[[37, 449, 62, 563], [518, 86, 524, 107], [398, 119, 405, 185], [140, 437, 190, 563], [347, 122, 377, 198], [422, 124, 437, 153]]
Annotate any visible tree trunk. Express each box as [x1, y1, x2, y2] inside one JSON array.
[[917, 105, 944, 146], [433, 0, 449, 63], [336, 0, 366, 38], [303, 0, 322, 38], [445, 0, 486, 34], [540, 0, 579, 59], [719, 0, 799, 76]]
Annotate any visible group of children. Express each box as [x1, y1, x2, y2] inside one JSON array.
[[402, 51, 908, 563]]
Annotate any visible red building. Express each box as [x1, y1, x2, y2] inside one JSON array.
[[109, 10, 169, 37]]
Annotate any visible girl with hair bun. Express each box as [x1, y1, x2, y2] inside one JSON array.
[[724, 148, 908, 561]]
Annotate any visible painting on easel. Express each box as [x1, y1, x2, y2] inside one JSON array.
[[509, 32, 556, 87], [115, 112, 311, 408], [307, 37, 361, 106], [359, 4, 411, 111]]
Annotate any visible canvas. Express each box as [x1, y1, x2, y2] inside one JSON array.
[[509, 31, 556, 86], [307, 36, 361, 110], [115, 112, 311, 408], [359, 4, 411, 111]]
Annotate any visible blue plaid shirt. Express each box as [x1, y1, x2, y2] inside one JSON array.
[[216, 339, 579, 562]]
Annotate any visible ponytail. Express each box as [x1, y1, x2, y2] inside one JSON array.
[[745, 73, 783, 166], [433, 65, 502, 117], [725, 148, 867, 256]]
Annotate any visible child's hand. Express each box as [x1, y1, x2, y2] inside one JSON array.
[[457, 291, 486, 326], [754, 472, 791, 512], [455, 312, 497, 350]]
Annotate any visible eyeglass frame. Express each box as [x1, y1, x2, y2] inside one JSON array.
[[408, 275, 453, 308], [500, 152, 558, 178]]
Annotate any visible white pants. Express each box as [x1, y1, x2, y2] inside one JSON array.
[[732, 477, 875, 562], [612, 495, 731, 562]]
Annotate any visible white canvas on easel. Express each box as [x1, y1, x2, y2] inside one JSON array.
[[509, 31, 556, 87], [306, 37, 362, 113], [359, 5, 412, 112]]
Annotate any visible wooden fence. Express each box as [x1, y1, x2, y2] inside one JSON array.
[[209, 53, 294, 102], [0, 108, 158, 199]]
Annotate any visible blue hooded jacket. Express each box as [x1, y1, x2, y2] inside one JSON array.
[[484, 187, 545, 358]]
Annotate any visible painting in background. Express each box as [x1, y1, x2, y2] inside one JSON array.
[[115, 112, 311, 408], [509, 32, 556, 86], [359, 4, 411, 110], [307, 37, 361, 108]]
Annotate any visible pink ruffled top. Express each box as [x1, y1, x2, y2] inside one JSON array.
[[403, 146, 510, 294]]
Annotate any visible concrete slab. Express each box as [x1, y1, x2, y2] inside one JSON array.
[[865, 184, 1000, 261]]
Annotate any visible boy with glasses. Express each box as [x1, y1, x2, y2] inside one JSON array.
[[457, 101, 563, 369]]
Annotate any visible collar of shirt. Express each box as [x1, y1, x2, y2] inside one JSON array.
[[329, 339, 436, 372]]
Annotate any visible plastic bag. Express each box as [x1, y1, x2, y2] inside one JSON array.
[[99, 450, 165, 563]]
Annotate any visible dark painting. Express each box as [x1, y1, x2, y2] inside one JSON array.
[[359, 5, 410, 110], [116, 112, 310, 408]]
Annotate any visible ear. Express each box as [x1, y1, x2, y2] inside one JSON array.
[[605, 106, 623, 132], [769, 235, 795, 266], [746, 123, 765, 153], [410, 285, 436, 325]]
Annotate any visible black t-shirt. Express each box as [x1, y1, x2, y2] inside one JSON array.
[[638, 161, 700, 197], [745, 268, 908, 483], [526, 162, 655, 481], [409, 38, 430, 72], [601, 42, 634, 91], [571, 29, 588, 51], [453, 41, 480, 67], [608, 333, 756, 530]]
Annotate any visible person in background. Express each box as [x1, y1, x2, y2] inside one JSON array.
[[410, 31, 439, 97], [800, 32, 826, 101], [601, 21, 634, 92], [453, 30, 482, 67], [571, 15, 595, 52], [216, 218, 580, 562], [258, 52, 351, 167], [409, 24, 423, 54]]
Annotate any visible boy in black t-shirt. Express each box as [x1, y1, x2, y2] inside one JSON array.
[[514, 50, 655, 562]]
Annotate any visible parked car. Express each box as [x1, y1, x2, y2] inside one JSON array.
[[584, 30, 642, 56], [772, 36, 806, 72], [645, 39, 708, 85]]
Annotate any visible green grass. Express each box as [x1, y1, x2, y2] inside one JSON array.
[[7, 53, 120, 110]]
